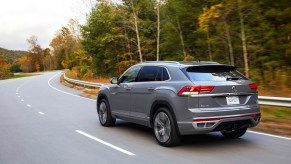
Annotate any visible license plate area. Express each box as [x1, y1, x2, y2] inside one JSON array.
[[226, 96, 240, 105]]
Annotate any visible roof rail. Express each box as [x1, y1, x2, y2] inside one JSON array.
[[142, 61, 180, 64], [179, 61, 219, 65]]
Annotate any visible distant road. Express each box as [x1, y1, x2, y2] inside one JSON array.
[[0, 71, 290, 164]]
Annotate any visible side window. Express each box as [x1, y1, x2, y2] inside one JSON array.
[[137, 66, 161, 82], [162, 67, 170, 81], [119, 66, 141, 83]]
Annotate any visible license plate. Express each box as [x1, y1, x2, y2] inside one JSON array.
[[226, 96, 240, 105]]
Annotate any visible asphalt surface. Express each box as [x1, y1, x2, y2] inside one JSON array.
[[0, 71, 290, 164]]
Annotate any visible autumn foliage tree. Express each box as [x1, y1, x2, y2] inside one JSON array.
[[18, 36, 45, 72], [50, 19, 81, 70], [0, 56, 12, 79]]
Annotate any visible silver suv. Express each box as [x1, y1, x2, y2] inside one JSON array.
[[97, 61, 261, 146]]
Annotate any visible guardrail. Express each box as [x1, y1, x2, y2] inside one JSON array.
[[63, 72, 291, 107], [258, 96, 291, 107], [63, 72, 103, 88]]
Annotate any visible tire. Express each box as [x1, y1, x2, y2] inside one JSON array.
[[153, 107, 180, 147], [221, 128, 247, 139], [98, 99, 116, 127]]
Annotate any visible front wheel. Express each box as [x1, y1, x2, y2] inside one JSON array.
[[221, 128, 247, 139], [98, 99, 116, 127], [153, 108, 180, 147]]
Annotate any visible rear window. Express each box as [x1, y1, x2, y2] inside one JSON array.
[[185, 65, 247, 81]]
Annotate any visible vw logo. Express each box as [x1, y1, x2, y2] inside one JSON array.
[[232, 86, 237, 93]]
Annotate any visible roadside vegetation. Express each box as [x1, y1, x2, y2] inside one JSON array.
[[1, 0, 290, 96], [254, 106, 291, 137], [10, 73, 37, 79]]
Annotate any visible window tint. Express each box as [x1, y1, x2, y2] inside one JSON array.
[[119, 66, 141, 83], [137, 66, 161, 82], [162, 67, 170, 81], [186, 66, 247, 82], [136, 66, 170, 82]]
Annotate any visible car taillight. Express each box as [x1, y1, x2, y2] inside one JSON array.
[[178, 86, 215, 95], [249, 83, 258, 90], [250, 113, 261, 118]]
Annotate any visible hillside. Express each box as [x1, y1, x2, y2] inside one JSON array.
[[0, 47, 27, 63]]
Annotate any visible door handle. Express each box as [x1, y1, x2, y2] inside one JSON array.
[[147, 87, 155, 91], [124, 86, 131, 90]]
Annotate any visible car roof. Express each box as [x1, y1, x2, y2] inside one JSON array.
[[137, 61, 228, 68]]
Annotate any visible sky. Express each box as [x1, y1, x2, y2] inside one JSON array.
[[0, 0, 92, 51]]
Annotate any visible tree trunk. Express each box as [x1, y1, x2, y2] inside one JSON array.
[[238, 0, 249, 77], [206, 31, 213, 61], [130, 0, 143, 63], [156, 0, 160, 61], [224, 21, 234, 66], [177, 19, 187, 57]]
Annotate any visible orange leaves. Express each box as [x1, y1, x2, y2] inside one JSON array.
[[0, 56, 12, 79], [198, 3, 224, 32]]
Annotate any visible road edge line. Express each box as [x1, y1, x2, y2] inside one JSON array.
[[248, 130, 291, 141], [47, 72, 95, 102], [75, 130, 136, 156]]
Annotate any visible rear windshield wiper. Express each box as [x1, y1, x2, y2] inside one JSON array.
[[226, 76, 239, 81]]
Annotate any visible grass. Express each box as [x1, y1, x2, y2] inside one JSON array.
[[253, 105, 291, 137], [10, 73, 36, 79], [260, 106, 291, 122]]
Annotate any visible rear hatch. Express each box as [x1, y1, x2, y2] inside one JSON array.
[[181, 65, 258, 111]]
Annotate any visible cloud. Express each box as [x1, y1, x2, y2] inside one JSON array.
[[0, 0, 89, 51]]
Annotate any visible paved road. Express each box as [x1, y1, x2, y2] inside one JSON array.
[[0, 72, 290, 164]]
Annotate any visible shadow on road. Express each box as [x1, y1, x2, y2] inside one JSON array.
[[111, 119, 254, 149]]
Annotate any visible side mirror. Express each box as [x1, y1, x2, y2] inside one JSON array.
[[110, 77, 118, 84]]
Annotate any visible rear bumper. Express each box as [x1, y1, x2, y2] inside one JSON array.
[[177, 112, 261, 135]]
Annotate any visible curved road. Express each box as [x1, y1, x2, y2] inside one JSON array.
[[0, 72, 290, 164]]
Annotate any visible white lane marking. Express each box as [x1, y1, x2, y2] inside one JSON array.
[[16, 82, 27, 93], [27, 104, 31, 107], [248, 130, 291, 141], [18, 95, 20, 98], [75, 130, 135, 156], [21, 99, 24, 102], [16, 93, 18, 95], [38, 112, 45, 115], [47, 72, 95, 102]]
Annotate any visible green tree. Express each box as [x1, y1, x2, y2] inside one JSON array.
[[0, 56, 12, 79]]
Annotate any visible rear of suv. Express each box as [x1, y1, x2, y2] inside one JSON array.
[[97, 61, 260, 146]]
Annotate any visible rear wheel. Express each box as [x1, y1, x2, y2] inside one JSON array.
[[221, 128, 247, 139], [98, 99, 116, 127], [153, 108, 180, 147]]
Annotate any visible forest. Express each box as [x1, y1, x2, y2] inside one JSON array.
[[1, 0, 290, 93]]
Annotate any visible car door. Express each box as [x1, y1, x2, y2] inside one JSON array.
[[109, 66, 141, 117], [130, 66, 166, 123]]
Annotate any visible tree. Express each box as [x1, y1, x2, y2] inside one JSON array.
[[71, 50, 93, 79], [0, 56, 12, 79], [26, 35, 44, 72], [82, 1, 126, 76], [43, 48, 54, 71], [129, 0, 143, 62], [50, 20, 81, 70], [19, 55, 33, 73], [156, 0, 161, 61], [199, 3, 224, 61], [237, 0, 249, 77]]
